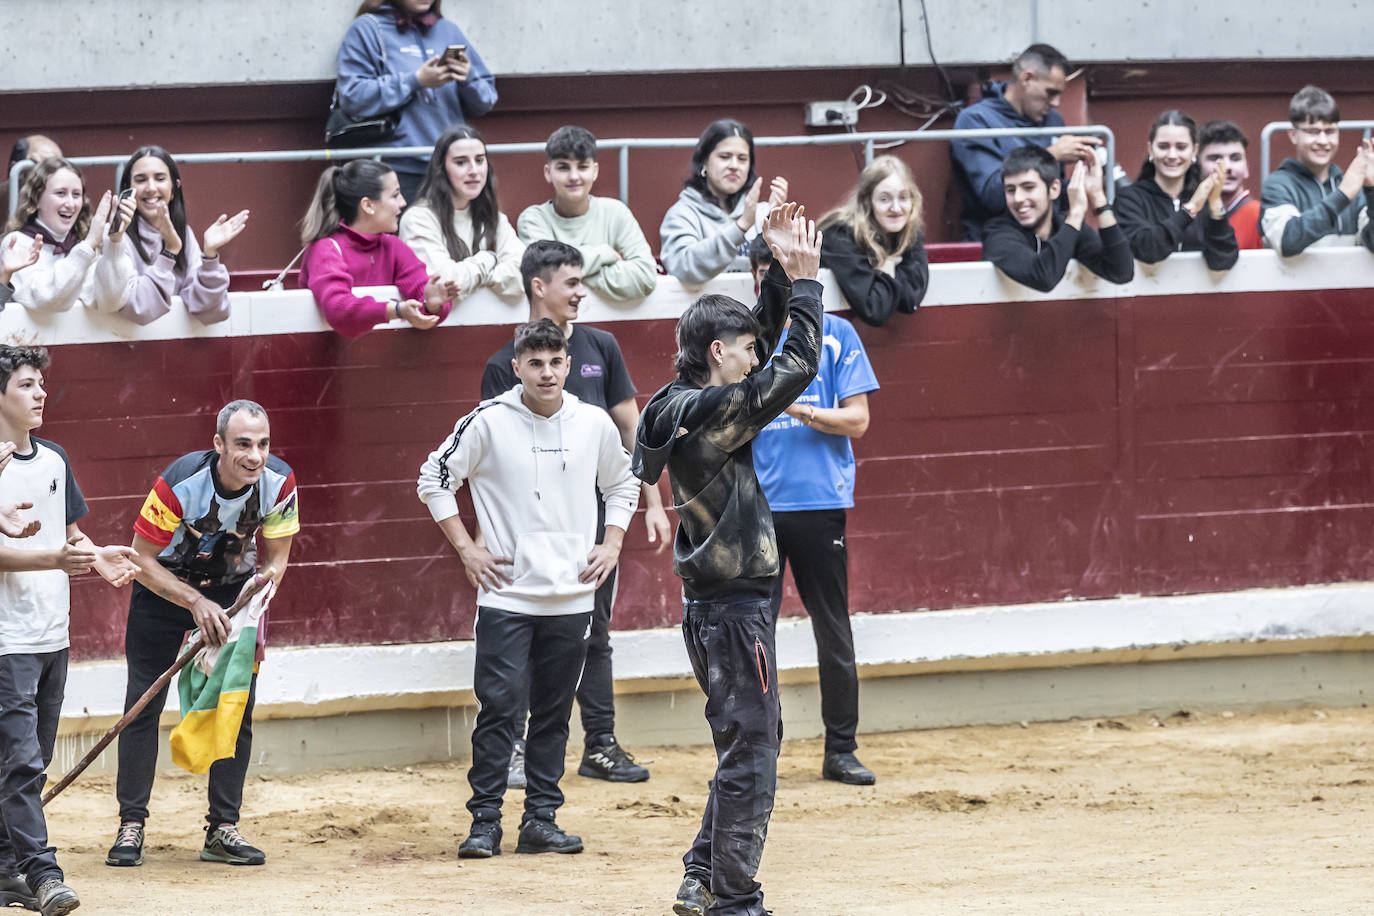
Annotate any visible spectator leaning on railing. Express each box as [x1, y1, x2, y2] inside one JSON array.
[[298, 159, 458, 338], [1114, 110, 1238, 271], [399, 125, 524, 304], [98, 146, 249, 327], [2, 158, 128, 315], [817, 155, 928, 327], [659, 119, 788, 284], [517, 126, 658, 301], [983, 144, 1133, 292], [334, 0, 497, 203], [950, 44, 1101, 242], [1260, 85, 1374, 256], [1198, 120, 1263, 250]]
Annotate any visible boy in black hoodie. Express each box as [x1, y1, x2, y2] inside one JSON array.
[[634, 204, 822, 916], [983, 144, 1134, 292]]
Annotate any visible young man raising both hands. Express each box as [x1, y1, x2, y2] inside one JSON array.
[[421, 318, 640, 858], [983, 144, 1134, 292], [106, 400, 298, 870], [1261, 85, 1374, 256], [482, 240, 670, 785], [635, 205, 822, 916], [0, 345, 139, 916]]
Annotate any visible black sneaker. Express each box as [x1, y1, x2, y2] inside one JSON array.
[[457, 819, 502, 858], [200, 823, 266, 866], [514, 818, 583, 854], [0, 873, 37, 910], [34, 878, 78, 916], [507, 738, 527, 790], [822, 751, 876, 786], [672, 875, 713, 915], [104, 822, 144, 867], [579, 737, 650, 782]]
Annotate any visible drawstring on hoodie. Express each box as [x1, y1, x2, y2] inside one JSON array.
[[528, 406, 568, 501]]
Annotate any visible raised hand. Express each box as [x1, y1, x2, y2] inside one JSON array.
[[1, 234, 41, 284], [0, 441, 15, 478], [1048, 134, 1102, 164], [94, 544, 140, 587], [764, 203, 822, 282], [1083, 151, 1109, 209], [1361, 138, 1374, 188], [107, 193, 138, 246], [0, 501, 40, 539], [768, 176, 789, 208], [1206, 159, 1228, 214], [85, 191, 113, 253], [735, 177, 764, 233], [202, 209, 250, 258], [423, 273, 458, 315], [1065, 163, 1089, 223]]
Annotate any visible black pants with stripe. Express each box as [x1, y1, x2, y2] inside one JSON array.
[[681, 596, 781, 916], [769, 508, 860, 755]]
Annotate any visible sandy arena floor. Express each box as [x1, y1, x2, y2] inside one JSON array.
[[41, 704, 1374, 914]]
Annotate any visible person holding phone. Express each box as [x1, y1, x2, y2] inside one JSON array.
[[335, 1, 498, 203], [1, 157, 129, 314], [97, 146, 249, 326]]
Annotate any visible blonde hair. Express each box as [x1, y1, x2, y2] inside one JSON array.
[[4, 158, 91, 238], [819, 156, 923, 267]]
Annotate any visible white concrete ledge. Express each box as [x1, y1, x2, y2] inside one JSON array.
[[6, 248, 1372, 348], [59, 581, 1374, 729]]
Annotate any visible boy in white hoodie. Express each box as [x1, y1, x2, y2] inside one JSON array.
[[417, 318, 639, 859]]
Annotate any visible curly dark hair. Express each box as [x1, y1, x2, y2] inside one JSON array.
[[0, 345, 51, 393]]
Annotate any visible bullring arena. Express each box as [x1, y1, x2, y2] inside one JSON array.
[[5, 2, 1374, 914]]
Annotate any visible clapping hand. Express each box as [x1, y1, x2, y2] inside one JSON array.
[[735, 177, 764, 233], [1, 234, 41, 284], [423, 273, 459, 314], [85, 191, 113, 253], [767, 176, 789, 208], [202, 209, 250, 258], [107, 194, 138, 246], [762, 203, 822, 282]]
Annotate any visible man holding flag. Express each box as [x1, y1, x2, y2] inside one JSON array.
[[105, 400, 297, 869]]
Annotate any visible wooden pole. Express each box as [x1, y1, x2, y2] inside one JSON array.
[[43, 569, 275, 807]]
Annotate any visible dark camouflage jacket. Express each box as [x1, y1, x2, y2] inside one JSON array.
[[633, 264, 823, 598]]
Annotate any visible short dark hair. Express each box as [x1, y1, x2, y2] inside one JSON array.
[[216, 399, 267, 439], [0, 345, 51, 393], [520, 239, 583, 300], [1001, 144, 1058, 186], [546, 125, 597, 162], [1289, 85, 1339, 125], [1012, 43, 1069, 77], [1199, 120, 1248, 150], [674, 294, 762, 385], [685, 119, 757, 211], [748, 234, 773, 272], [514, 318, 568, 358]]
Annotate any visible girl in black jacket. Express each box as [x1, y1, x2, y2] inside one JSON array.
[[1115, 109, 1238, 270], [818, 155, 928, 326]]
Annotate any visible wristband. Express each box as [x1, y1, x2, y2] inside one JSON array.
[[160, 246, 177, 259], [388, 299, 400, 321], [1094, 204, 1113, 216]]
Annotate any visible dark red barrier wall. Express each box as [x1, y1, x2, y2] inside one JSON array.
[[54, 282, 1374, 660]]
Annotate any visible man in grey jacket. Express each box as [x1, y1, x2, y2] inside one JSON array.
[[1260, 85, 1374, 256]]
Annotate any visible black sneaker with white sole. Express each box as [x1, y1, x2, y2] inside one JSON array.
[[105, 822, 144, 867], [201, 823, 266, 865], [578, 737, 650, 782]]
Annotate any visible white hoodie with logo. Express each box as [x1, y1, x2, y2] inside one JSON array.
[[417, 385, 639, 615]]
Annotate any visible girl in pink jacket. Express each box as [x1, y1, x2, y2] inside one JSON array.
[[298, 159, 456, 338]]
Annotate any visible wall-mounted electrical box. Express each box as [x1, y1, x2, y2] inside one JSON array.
[[804, 101, 859, 127]]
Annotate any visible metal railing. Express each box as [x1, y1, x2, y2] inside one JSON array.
[[8, 125, 1116, 221], [1259, 120, 1374, 180]]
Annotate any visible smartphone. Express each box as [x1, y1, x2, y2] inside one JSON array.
[[109, 187, 135, 234], [444, 44, 467, 63]]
